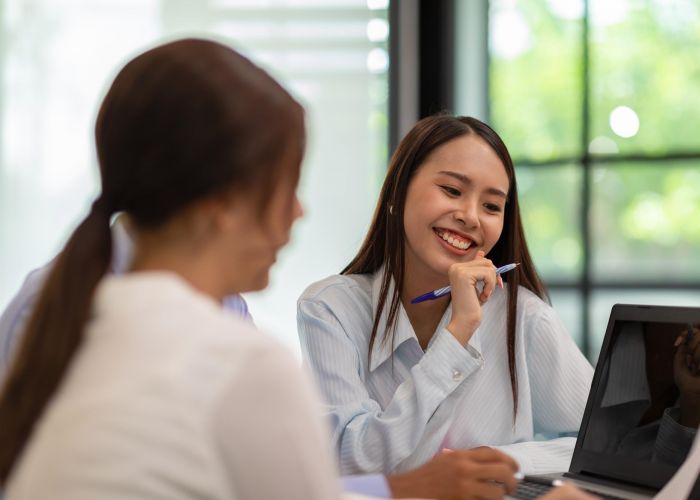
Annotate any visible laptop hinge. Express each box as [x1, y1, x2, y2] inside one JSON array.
[[564, 471, 657, 496]]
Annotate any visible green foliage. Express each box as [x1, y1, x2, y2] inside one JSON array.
[[490, 0, 700, 283]]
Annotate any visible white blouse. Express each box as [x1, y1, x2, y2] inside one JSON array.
[[298, 271, 594, 476], [7, 272, 341, 500]]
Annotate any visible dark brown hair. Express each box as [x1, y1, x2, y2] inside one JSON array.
[[0, 38, 305, 483], [343, 114, 547, 420]]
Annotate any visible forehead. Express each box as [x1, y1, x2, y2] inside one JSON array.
[[417, 134, 509, 189]]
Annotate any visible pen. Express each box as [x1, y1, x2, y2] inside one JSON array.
[[411, 263, 520, 304], [688, 323, 695, 344]]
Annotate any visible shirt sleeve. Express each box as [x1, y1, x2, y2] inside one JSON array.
[[653, 407, 698, 467], [222, 294, 253, 323], [211, 342, 342, 500], [495, 301, 594, 475], [526, 303, 593, 435], [340, 474, 390, 498], [298, 297, 483, 474]]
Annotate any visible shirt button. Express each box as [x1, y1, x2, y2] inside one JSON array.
[[452, 370, 463, 381]]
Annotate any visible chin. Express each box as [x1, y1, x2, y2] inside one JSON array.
[[431, 256, 460, 275], [248, 273, 270, 293]]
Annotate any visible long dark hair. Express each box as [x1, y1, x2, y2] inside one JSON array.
[[0, 38, 305, 483], [343, 114, 546, 420]]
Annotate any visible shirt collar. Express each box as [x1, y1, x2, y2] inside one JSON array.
[[110, 215, 134, 274], [368, 268, 478, 371]]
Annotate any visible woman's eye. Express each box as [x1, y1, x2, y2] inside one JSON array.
[[484, 203, 502, 213], [440, 186, 461, 197]]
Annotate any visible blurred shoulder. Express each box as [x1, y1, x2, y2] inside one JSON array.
[[299, 273, 372, 306]]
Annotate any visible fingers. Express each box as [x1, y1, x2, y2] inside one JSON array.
[[687, 327, 700, 373], [676, 326, 700, 376], [448, 448, 519, 495], [469, 480, 510, 499], [449, 254, 498, 303], [466, 447, 520, 472], [472, 463, 518, 493]]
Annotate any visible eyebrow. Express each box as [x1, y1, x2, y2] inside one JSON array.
[[436, 170, 508, 199]]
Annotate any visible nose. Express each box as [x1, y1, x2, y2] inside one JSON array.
[[293, 195, 304, 221], [453, 198, 479, 228]]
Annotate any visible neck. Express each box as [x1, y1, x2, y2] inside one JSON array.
[[129, 226, 237, 303], [400, 257, 450, 350], [131, 252, 227, 303]]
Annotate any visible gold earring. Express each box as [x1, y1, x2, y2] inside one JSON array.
[[389, 205, 394, 215]]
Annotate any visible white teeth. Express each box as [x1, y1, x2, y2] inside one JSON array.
[[438, 230, 472, 251]]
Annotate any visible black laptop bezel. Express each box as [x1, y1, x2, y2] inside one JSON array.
[[569, 303, 700, 491]]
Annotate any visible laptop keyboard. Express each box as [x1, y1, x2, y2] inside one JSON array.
[[513, 480, 628, 499]]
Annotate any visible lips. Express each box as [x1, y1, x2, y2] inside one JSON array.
[[434, 228, 475, 251]]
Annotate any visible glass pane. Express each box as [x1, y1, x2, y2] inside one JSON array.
[[0, 0, 389, 356], [591, 289, 700, 366], [488, 0, 582, 161], [589, 0, 700, 155], [517, 164, 582, 281], [550, 289, 583, 349], [591, 162, 700, 283]]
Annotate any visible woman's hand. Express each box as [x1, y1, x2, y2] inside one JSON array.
[[386, 447, 518, 499], [446, 250, 500, 345]]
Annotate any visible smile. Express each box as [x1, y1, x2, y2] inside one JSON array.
[[434, 228, 473, 251]]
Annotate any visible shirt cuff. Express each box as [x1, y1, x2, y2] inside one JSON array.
[[340, 473, 391, 498], [419, 327, 484, 394], [654, 407, 698, 466]]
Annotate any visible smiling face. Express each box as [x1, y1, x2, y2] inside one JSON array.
[[403, 134, 510, 285]]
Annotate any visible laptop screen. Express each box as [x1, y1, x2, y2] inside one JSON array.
[[570, 304, 700, 496]]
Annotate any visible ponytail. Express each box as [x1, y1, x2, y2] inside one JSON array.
[[0, 37, 307, 484], [0, 198, 113, 483]]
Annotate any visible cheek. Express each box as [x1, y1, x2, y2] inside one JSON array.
[[482, 215, 505, 251], [402, 205, 427, 251]]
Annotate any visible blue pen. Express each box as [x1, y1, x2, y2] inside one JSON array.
[[688, 323, 695, 344], [411, 263, 520, 304]]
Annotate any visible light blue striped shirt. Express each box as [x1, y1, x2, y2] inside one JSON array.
[[298, 271, 594, 476]]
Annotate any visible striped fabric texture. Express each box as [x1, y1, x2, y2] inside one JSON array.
[[298, 271, 594, 476]]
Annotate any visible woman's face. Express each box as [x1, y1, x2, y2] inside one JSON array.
[[402, 134, 509, 283], [220, 148, 303, 294]]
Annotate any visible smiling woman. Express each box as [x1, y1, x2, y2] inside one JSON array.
[[297, 114, 594, 478]]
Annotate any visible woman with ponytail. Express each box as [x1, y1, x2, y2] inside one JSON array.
[[0, 38, 341, 500]]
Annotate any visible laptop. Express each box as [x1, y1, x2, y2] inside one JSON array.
[[511, 304, 700, 500]]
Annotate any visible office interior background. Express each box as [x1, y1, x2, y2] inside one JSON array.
[[1, 0, 698, 361]]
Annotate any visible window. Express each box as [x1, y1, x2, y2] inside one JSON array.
[[457, 0, 700, 358], [0, 0, 389, 355]]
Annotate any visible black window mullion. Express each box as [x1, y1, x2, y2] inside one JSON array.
[[579, 0, 592, 358]]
